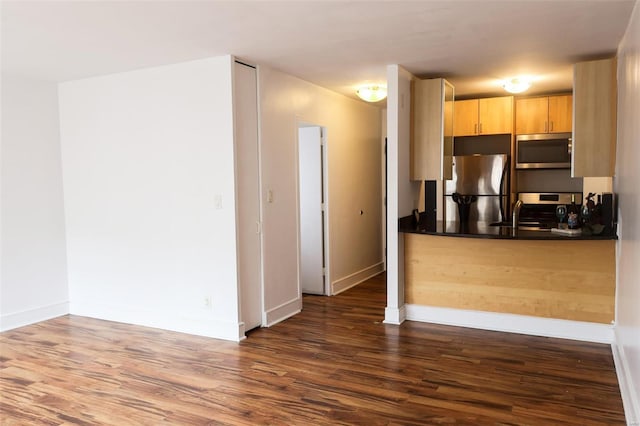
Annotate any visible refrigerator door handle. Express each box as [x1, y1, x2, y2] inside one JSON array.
[[498, 158, 508, 222]]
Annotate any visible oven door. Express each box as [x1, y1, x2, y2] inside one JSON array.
[[516, 133, 572, 169]]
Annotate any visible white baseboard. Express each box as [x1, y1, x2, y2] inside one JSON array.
[[69, 302, 243, 342], [384, 305, 406, 325], [405, 304, 615, 344], [612, 337, 640, 425], [332, 261, 385, 295], [237, 321, 246, 341], [264, 296, 301, 327], [1, 301, 69, 332]]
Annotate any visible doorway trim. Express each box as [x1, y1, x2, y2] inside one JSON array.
[[296, 120, 331, 297]]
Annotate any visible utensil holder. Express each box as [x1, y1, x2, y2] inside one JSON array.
[[457, 203, 471, 223]]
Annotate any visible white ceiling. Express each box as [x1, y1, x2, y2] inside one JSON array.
[[1, 0, 636, 101]]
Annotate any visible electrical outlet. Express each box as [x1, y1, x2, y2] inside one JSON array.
[[203, 296, 212, 309]]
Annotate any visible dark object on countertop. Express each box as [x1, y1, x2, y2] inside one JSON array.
[[425, 180, 437, 230], [452, 193, 478, 205], [601, 193, 616, 235], [582, 223, 605, 236], [397, 214, 617, 240], [568, 194, 579, 229], [583, 192, 598, 226], [452, 192, 478, 223], [413, 209, 420, 226]]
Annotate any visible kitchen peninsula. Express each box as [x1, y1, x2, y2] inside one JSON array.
[[398, 56, 619, 329], [399, 216, 616, 325]]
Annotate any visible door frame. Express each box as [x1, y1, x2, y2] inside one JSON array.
[[295, 120, 331, 297], [233, 60, 263, 333]]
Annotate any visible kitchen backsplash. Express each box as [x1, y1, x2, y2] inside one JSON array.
[[516, 169, 583, 193]]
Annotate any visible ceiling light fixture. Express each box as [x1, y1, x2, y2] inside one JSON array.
[[356, 85, 387, 102], [502, 77, 532, 94]]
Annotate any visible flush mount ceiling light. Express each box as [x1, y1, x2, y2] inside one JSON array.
[[356, 85, 387, 102], [502, 77, 532, 94]]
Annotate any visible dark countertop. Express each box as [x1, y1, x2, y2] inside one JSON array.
[[398, 215, 617, 240]]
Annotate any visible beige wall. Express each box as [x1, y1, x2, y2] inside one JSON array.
[[258, 66, 383, 324], [615, 2, 640, 421]]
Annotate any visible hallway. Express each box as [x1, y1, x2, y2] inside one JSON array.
[[0, 273, 625, 424]]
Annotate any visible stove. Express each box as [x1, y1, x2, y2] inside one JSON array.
[[518, 192, 583, 229]]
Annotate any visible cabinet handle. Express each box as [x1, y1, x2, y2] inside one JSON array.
[[544, 121, 548, 132], [550, 121, 554, 132], [474, 123, 478, 134], [479, 123, 483, 134]]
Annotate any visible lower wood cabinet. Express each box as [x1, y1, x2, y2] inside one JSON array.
[[404, 234, 615, 324]]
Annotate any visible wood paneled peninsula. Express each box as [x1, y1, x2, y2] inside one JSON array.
[[399, 216, 616, 324]]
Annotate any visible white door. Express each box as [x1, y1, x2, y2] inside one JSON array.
[[234, 61, 262, 331], [298, 126, 325, 295]]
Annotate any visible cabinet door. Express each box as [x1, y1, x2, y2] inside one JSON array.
[[479, 96, 513, 134], [573, 58, 617, 177], [412, 78, 445, 180], [515, 97, 548, 134], [453, 99, 479, 136], [548, 95, 572, 133], [442, 81, 454, 180]]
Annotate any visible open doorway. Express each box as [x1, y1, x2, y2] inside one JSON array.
[[297, 124, 329, 296]]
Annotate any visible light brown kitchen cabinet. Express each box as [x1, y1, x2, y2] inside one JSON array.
[[548, 95, 573, 133], [453, 99, 478, 136], [573, 58, 617, 177], [515, 97, 548, 134], [515, 95, 573, 134], [479, 97, 514, 134], [411, 78, 454, 180], [453, 96, 513, 136]]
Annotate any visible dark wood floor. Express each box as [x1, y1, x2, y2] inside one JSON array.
[[0, 273, 626, 425]]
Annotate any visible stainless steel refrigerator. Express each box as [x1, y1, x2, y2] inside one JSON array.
[[444, 154, 509, 223]]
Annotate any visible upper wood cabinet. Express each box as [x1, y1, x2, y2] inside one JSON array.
[[453, 99, 478, 136], [480, 97, 514, 134], [515, 97, 548, 134], [548, 95, 573, 133], [572, 58, 617, 177], [453, 96, 513, 136], [411, 78, 454, 180], [515, 95, 573, 134]]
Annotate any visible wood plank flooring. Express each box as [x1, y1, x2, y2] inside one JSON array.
[[0, 273, 626, 425]]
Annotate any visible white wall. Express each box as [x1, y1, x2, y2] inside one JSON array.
[[298, 126, 324, 295], [381, 108, 387, 270], [614, 3, 640, 422], [258, 66, 383, 324], [385, 65, 421, 325], [58, 56, 242, 341], [1, 75, 69, 330]]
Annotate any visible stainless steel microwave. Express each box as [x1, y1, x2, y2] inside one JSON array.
[[516, 133, 572, 169]]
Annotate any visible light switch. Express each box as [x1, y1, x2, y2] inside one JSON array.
[[214, 194, 223, 209], [267, 190, 274, 203]]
